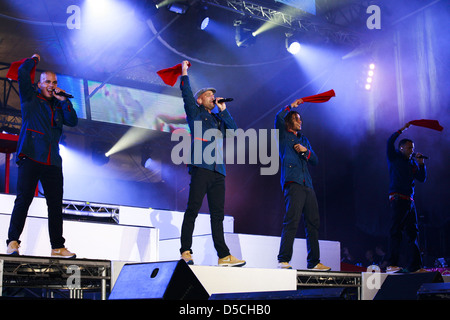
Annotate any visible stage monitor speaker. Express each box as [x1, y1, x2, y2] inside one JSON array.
[[417, 282, 450, 300], [109, 260, 209, 300], [374, 272, 443, 300], [210, 288, 354, 300]]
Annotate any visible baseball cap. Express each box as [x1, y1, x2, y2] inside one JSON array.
[[194, 87, 216, 101]]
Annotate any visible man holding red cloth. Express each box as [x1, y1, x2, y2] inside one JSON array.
[[385, 122, 427, 273], [5, 54, 78, 258]]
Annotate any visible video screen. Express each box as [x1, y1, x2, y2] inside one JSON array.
[[87, 81, 188, 133], [56, 74, 87, 119]]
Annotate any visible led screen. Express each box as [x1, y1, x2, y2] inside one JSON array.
[[88, 81, 188, 133], [56, 74, 87, 119]]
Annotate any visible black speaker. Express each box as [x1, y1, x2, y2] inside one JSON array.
[[374, 272, 443, 300], [417, 282, 450, 300], [109, 260, 209, 300]]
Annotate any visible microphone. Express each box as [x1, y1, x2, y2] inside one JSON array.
[[412, 153, 429, 159], [214, 98, 233, 104], [54, 91, 74, 99]]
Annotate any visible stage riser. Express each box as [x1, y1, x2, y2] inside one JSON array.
[[117, 205, 234, 240], [159, 233, 341, 271], [0, 193, 234, 241], [190, 265, 297, 295], [0, 213, 158, 262]]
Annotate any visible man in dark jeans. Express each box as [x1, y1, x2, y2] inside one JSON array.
[[386, 122, 426, 273], [6, 54, 78, 258], [178, 60, 245, 267], [275, 99, 330, 271]]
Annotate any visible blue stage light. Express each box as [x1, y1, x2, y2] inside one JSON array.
[[200, 16, 210, 30]]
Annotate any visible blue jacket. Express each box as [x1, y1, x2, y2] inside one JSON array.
[[275, 106, 318, 189], [387, 131, 426, 198], [16, 57, 78, 167], [180, 75, 237, 176]]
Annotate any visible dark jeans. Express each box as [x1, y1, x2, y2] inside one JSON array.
[[7, 157, 66, 249], [386, 198, 422, 271], [278, 183, 320, 268], [180, 167, 230, 259]]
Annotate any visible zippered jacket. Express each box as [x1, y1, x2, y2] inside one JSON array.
[[386, 130, 426, 198], [16, 57, 78, 167], [180, 75, 237, 176], [275, 106, 318, 189]]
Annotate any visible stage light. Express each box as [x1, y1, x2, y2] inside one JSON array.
[[92, 141, 110, 166], [285, 33, 302, 55], [141, 0, 159, 16], [167, 1, 189, 14], [197, 5, 210, 30], [362, 62, 376, 91], [234, 18, 257, 48]]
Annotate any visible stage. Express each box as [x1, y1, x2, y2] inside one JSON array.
[[0, 194, 449, 301]]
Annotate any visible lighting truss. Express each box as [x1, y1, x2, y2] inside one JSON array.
[[62, 200, 120, 223], [203, 0, 361, 47], [297, 270, 362, 288]]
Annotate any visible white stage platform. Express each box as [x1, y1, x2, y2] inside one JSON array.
[[0, 193, 346, 299], [190, 265, 297, 295], [0, 193, 341, 270]]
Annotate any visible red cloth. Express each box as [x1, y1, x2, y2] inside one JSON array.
[[157, 62, 191, 87], [409, 119, 444, 132], [6, 58, 37, 83], [301, 89, 335, 103]]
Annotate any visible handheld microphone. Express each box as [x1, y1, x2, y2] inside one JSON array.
[[412, 153, 429, 159], [214, 98, 233, 104], [54, 91, 74, 99]]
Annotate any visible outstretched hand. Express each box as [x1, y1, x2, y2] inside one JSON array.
[[290, 98, 304, 108]]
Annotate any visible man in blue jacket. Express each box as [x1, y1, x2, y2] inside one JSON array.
[[178, 60, 245, 267], [6, 54, 78, 258], [275, 99, 330, 271], [385, 122, 426, 273]]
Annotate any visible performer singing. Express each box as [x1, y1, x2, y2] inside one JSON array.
[[6, 54, 78, 258], [275, 99, 330, 271], [178, 60, 245, 267], [385, 122, 426, 273]]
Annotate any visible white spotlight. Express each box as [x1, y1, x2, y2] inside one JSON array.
[[288, 41, 301, 55]]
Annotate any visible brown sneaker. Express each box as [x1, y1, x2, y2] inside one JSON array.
[[7, 241, 20, 255], [308, 263, 331, 271], [181, 250, 194, 265], [278, 262, 293, 269], [51, 247, 76, 258], [218, 255, 246, 267]]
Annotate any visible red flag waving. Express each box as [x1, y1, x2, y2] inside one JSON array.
[[301, 89, 336, 103], [409, 119, 444, 132], [6, 58, 37, 83], [157, 62, 191, 87]]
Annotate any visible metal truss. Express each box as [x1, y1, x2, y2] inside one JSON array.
[[203, 0, 362, 46], [297, 270, 362, 288], [0, 255, 111, 299], [0, 74, 22, 134], [62, 200, 120, 223]]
